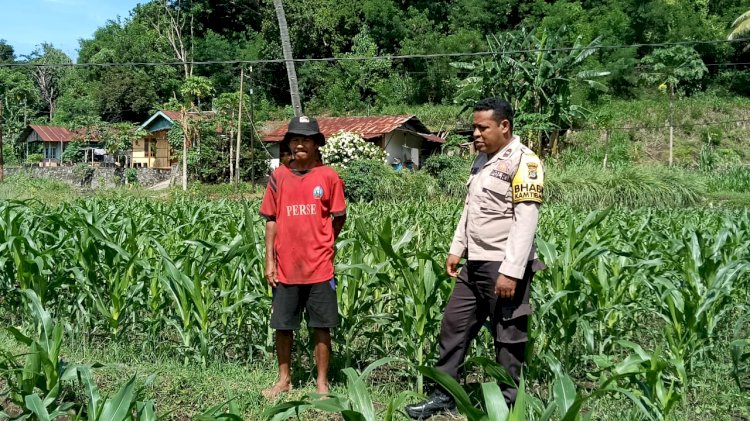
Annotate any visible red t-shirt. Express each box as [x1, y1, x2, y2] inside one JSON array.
[[259, 164, 346, 284]]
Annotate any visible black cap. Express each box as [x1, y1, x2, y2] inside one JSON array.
[[283, 116, 325, 146]]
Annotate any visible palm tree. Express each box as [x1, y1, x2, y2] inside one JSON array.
[[273, 0, 302, 116], [728, 10, 750, 40]]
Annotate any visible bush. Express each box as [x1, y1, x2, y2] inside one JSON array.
[[421, 154, 469, 177], [437, 163, 471, 198], [377, 170, 440, 201], [124, 168, 139, 185], [320, 131, 387, 167], [338, 160, 394, 202], [423, 155, 472, 198], [61, 141, 84, 164], [73, 163, 95, 186], [2, 143, 18, 166], [27, 153, 43, 164]]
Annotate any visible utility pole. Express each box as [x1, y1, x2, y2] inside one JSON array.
[[235, 66, 244, 185], [273, 0, 302, 116], [0, 98, 4, 183], [603, 129, 610, 169], [668, 84, 674, 167], [249, 66, 256, 187], [182, 109, 188, 191]]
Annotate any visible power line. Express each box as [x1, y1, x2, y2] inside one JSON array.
[[1, 37, 748, 69], [571, 118, 750, 132], [705, 62, 750, 67]]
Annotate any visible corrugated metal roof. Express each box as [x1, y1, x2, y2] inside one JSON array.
[[159, 110, 217, 122], [262, 115, 444, 143], [161, 110, 183, 121], [28, 125, 76, 142]]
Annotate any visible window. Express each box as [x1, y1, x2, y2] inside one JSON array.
[[44, 144, 57, 159]]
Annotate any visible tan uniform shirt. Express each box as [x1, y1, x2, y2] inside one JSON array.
[[448, 135, 544, 279]]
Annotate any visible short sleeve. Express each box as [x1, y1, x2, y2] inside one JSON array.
[[512, 153, 544, 204], [330, 174, 346, 216], [259, 172, 279, 219]]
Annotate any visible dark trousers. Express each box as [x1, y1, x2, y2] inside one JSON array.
[[436, 260, 533, 404]]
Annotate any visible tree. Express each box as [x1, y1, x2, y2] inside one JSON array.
[[728, 10, 750, 40], [77, 13, 180, 121], [0, 40, 14, 62], [452, 26, 609, 156], [177, 75, 214, 190], [147, 0, 195, 79], [320, 131, 387, 167], [640, 45, 708, 166], [273, 0, 302, 116], [25, 44, 72, 120], [640, 46, 708, 96], [0, 68, 39, 159]]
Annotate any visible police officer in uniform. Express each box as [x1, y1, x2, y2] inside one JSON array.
[[406, 97, 544, 419]]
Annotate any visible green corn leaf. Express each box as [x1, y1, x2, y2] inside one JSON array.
[[99, 375, 136, 421], [553, 373, 577, 419], [137, 401, 157, 421], [79, 366, 102, 419], [482, 382, 509, 421], [466, 357, 516, 387], [417, 366, 485, 419], [343, 367, 375, 421], [510, 374, 527, 421], [25, 394, 51, 421]]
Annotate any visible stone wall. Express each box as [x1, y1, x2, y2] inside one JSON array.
[[4, 165, 175, 189]]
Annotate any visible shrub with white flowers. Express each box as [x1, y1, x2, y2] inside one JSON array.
[[320, 131, 388, 167]]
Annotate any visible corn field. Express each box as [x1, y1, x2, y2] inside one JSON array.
[[1, 198, 749, 419]]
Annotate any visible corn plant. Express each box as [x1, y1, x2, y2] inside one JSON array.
[[652, 228, 749, 377], [0, 290, 79, 419], [263, 357, 412, 421], [72, 368, 159, 421], [731, 311, 750, 392], [372, 217, 453, 393], [533, 209, 612, 368]]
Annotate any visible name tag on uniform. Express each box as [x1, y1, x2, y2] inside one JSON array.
[[489, 161, 511, 182], [490, 170, 511, 182]]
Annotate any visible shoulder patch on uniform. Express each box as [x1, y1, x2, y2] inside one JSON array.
[[512, 153, 544, 204], [519, 144, 535, 155]]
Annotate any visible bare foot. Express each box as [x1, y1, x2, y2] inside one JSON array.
[[262, 381, 291, 399], [316, 381, 329, 395]]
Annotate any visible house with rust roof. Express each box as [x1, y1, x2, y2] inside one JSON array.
[[261, 115, 444, 169], [19, 125, 100, 166]]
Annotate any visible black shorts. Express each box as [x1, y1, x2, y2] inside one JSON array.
[[270, 279, 339, 330]]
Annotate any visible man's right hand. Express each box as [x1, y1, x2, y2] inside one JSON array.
[[265, 259, 278, 287], [446, 254, 461, 278]]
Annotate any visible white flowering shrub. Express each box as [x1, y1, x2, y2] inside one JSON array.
[[320, 131, 388, 167]]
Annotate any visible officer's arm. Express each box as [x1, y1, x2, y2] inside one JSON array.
[[448, 204, 469, 258], [500, 154, 544, 279], [501, 202, 540, 279]]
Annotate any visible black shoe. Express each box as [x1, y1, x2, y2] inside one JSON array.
[[405, 389, 457, 419]]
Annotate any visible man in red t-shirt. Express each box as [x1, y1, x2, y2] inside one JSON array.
[[259, 116, 347, 399]]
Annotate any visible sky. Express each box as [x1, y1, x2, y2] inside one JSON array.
[[0, 0, 143, 61]]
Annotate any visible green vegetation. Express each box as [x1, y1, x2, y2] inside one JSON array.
[[0, 198, 748, 419], [0, 174, 75, 205], [0, 1, 749, 419], [1, 0, 749, 175]]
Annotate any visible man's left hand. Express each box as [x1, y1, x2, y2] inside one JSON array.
[[495, 274, 518, 299]]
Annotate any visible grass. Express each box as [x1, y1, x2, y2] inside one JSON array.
[[0, 174, 77, 206], [2, 327, 747, 420], [563, 93, 750, 168], [544, 163, 706, 208]]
